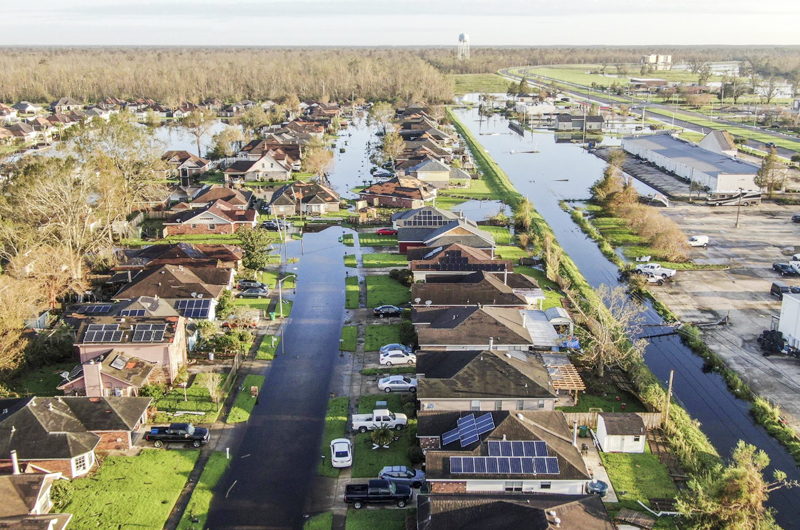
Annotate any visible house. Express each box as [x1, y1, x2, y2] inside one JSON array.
[[50, 97, 83, 114], [417, 350, 559, 412], [239, 139, 302, 168], [0, 472, 73, 530], [0, 396, 151, 478], [5, 122, 37, 141], [115, 242, 243, 272], [417, 494, 615, 530], [407, 244, 514, 282], [419, 410, 592, 495], [191, 185, 252, 210], [0, 104, 18, 124], [11, 102, 37, 114], [57, 350, 156, 398], [223, 153, 291, 183], [28, 117, 51, 133], [161, 150, 211, 182], [411, 271, 543, 309], [359, 177, 436, 209], [112, 263, 233, 302], [413, 306, 537, 351], [555, 113, 604, 132], [403, 219, 495, 255], [698, 130, 738, 157], [0, 127, 13, 144], [163, 199, 257, 236], [407, 158, 452, 188], [595, 413, 647, 454], [267, 182, 340, 216]]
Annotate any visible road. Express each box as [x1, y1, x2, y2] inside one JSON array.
[[206, 228, 347, 530], [499, 67, 800, 158]]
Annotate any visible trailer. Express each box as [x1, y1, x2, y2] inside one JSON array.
[[705, 191, 762, 207]]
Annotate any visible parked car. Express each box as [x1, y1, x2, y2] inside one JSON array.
[[792, 213, 800, 223], [376, 228, 398, 236], [770, 281, 800, 299], [378, 465, 426, 488], [634, 263, 676, 278], [645, 275, 664, 286], [374, 305, 402, 318], [350, 409, 408, 433], [238, 287, 269, 298], [688, 235, 709, 248], [378, 375, 417, 393], [343, 479, 412, 509], [380, 350, 416, 366], [144, 423, 210, 448], [772, 263, 797, 276], [379, 343, 412, 356], [330, 438, 353, 468], [237, 279, 265, 290]]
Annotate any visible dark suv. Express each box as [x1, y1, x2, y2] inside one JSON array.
[[374, 305, 402, 318], [770, 281, 800, 300], [792, 213, 800, 223]]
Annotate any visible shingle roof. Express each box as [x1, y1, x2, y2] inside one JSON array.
[[360, 177, 435, 202], [408, 244, 513, 274], [411, 158, 450, 173], [164, 199, 256, 226], [192, 185, 252, 206], [413, 306, 533, 346], [411, 271, 529, 307], [599, 413, 646, 436], [0, 474, 57, 517], [113, 263, 231, 299], [422, 220, 494, 248]]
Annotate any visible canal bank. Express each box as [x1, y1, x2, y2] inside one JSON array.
[[448, 106, 800, 525]]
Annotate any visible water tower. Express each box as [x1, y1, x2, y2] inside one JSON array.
[[458, 33, 470, 61]]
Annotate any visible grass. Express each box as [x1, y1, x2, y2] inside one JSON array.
[[362, 253, 408, 268], [361, 366, 416, 376], [480, 225, 514, 245], [227, 374, 266, 423], [341, 325, 358, 352], [177, 451, 230, 530], [365, 324, 402, 352], [514, 265, 564, 310], [450, 73, 514, 95], [342, 234, 355, 246], [353, 394, 415, 478], [12, 362, 74, 396], [233, 296, 272, 311], [153, 372, 227, 424], [366, 275, 411, 308], [495, 245, 529, 260], [260, 270, 297, 290], [345, 509, 406, 530], [319, 397, 349, 478], [66, 449, 200, 530], [256, 335, 279, 360], [304, 512, 334, 530], [438, 178, 495, 200], [344, 254, 357, 268], [357, 233, 398, 247], [557, 386, 647, 413], [279, 300, 293, 318], [433, 196, 469, 210], [346, 276, 360, 309], [601, 452, 678, 502]]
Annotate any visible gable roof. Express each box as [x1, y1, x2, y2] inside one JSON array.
[[269, 181, 340, 206], [417, 349, 556, 400], [0, 473, 60, 517], [413, 306, 533, 346], [161, 150, 209, 168], [360, 177, 436, 202], [192, 185, 252, 207], [392, 205, 460, 224], [117, 243, 243, 269], [422, 219, 495, 249], [165, 199, 256, 226], [0, 514, 73, 530], [50, 97, 82, 108], [113, 263, 231, 299], [411, 271, 530, 307], [408, 244, 513, 274], [599, 413, 646, 436], [700, 130, 737, 152], [411, 158, 450, 173]]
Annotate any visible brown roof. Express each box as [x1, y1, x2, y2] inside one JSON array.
[[164, 199, 256, 226], [192, 185, 252, 207], [408, 244, 513, 273], [113, 264, 231, 300], [0, 514, 72, 530], [411, 271, 531, 307], [162, 150, 209, 167], [413, 306, 532, 347], [0, 474, 58, 518], [360, 176, 436, 202], [117, 243, 243, 269], [59, 350, 156, 390], [599, 413, 646, 436], [269, 182, 339, 207]]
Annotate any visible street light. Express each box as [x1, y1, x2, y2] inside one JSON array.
[[277, 273, 298, 318], [735, 187, 744, 228]]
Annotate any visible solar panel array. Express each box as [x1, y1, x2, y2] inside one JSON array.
[[176, 299, 211, 319], [120, 309, 146, 317], [132, 323, 167, 342], [78, 305, 112, 314], [441, 413, 495, 447], [488, 440, 549, 457], [449, 455, 560, 475], [84, 324, 123, 343]]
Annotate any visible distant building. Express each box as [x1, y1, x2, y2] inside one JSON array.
[[555, 114, 604, 132], [641, 54, 673, 71]]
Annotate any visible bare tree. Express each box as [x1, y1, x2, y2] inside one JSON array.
[[762, 74, 780, 105], [303, 144, 334, 178], [755, 148, 784, 198], [182, 111, 215, 157], [380, 130, 404, 165], [369, 101, 395, 134], [203, 371, 223, 409]]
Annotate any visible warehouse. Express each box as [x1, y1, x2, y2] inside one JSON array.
[[621, 133, 759, 193]]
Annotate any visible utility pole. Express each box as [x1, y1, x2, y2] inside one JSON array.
[[664, 370, 674, 427], [735, 187, 744, 228]]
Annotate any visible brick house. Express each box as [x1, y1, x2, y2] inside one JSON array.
[[417, 410, 592, 495], [50, 97, 83, 114], [163, 199, 257, 236], [0, 397, 151, 478], [359, 176, 436, 209], [190, 185, 252, 210], [161, 150, 211, 182], [268, 182, 340, 216], [407, 244, 513, 282], [57, 350, 156, 398]]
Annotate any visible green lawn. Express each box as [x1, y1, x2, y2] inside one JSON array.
[[558, 386, 647, 413], [495, 245, 529, 260], [343, 234, 355, 246], [362, 253, 408, 268], [233, 296, 272, 311], [66, 449, 200, 530], [12, 362, 74, 395], [439, 178, 495, 200], [366, 275, 410, 308], [278, 300, 293, 318], [319, 397, 350, 478], [345, 509, 406, 530], [341, 326, 358, 352], [352, 395, 415, 478], [357, 233, 398, 247], [601, 452, 678, 502], [481, 225, 514, 245], [451, 73, 514, 95], [304, 512, 334, 530], [364, 324, 403, 352], [177, 451, 230, 530], [346, 276, 360, 309], [434, 196, 469, 211], [515, 265, 564, 311], [227, 374, 266, 423], [153, 372, 227, 424], [344, 254, 358, 268], [259, 270, 297, 290], [256, 335, 279, 360]]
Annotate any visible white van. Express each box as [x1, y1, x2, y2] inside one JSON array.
[[688, 235, 709, 248]]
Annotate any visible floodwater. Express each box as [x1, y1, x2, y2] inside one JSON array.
[[454, 105, 800, 524], [327, 115, 380, 199], [152, 120, 230, 156]]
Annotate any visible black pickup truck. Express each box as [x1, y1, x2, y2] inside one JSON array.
[[343, 479, 412, 509], [144, 423, 210, 448]]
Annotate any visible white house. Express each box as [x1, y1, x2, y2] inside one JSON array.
[[595, 413, 647, 454]]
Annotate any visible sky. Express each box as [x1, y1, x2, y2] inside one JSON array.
[[1, 0, 798, 46]]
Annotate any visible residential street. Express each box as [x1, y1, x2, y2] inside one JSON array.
[[206, 228, 349, 530]]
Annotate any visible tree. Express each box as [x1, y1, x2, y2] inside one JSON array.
[[513, 198, 533, 232], [240, 107, 269, 135], [369, 101, 395, 134], [182, 111, 215, 157], [788, 69, 800, 98], [283, 94, 301, 117], [762, 74, 780, 105], [303, 144, 334, 178], [506, 81, 519, 96], [741, 57, 762, 92], [754, 148, 783, 198], [721, 77, 750, 105], [216, 289, 234, 319], [380, 130, 404, 165], [517, 77, 530, 95], [686, 94, 716, 108], [370, 426, 394, 447], [208, 125, 247, 160], [238, 226, 275, 270], [202, 371, 223, 409], [676, 440, 796, 530], [195, 320, 217, 343], [619, 104, 630, 119]]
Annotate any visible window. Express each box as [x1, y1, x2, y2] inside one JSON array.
[[504, 481, 523, 492], [517, 400, 525, 410], [538, 400, 545, 409], [540, 482, 551, 490], [190, 224, 197, 229], [633, 436, 641, 442], [470, 400, 481, 411], [495, 401, 503, 411], [208, 224, 216, 230], [74, 455, 87, 472]]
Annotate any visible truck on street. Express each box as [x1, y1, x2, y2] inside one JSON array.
[[343, 479, 413, 509], [144, 423, 210, 448], [350, 409, 408, 433]]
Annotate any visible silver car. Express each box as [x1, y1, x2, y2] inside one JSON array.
[[379, 465, 426, 488], [377, 375, 417, 393]]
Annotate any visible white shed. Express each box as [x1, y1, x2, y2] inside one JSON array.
[[545, 306, 573, 335], [596, 413, 647, 454], [778, 293, 800, 349]]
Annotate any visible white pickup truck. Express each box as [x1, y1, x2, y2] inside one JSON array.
[[350, 409, 408, 433], [635, 263, 677, 278]]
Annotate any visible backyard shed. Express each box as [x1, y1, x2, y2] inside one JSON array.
[[596, 413, 647, 454]]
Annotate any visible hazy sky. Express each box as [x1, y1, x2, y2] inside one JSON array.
[[1, 0, 798, 46]]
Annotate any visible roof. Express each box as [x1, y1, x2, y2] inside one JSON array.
[[0, 514, 72, 530], [422, 220, 495, 249], [162, 150, 209, 168], [411, 271, 530, 307], [269, 182, 340, 206], [392, 206, 459, 224], [420, 410, 590, 481], [417, 349, 556, 400], [192, 185, 252, 207], [51, 97, 82, 107], [623, 134, 758, 177], [410, 158, 451, 174], [0, 397, 151, 461], [700, 130, 737, 152], [545, 306, 572, 323], [60, 350, 156, 390], [360, 177, 436, 202], [0, 474, 59, 517], [117, 242, 243, 269], [113, 263, 231, 299], [413, 306, 533, 347], [599, 413, 646, 436], [164, 199, 257, 225], [409, 244, 513, 274], [417, 494, 615, 530]]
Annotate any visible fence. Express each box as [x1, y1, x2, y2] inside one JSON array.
[[563, 411, 663, 430]]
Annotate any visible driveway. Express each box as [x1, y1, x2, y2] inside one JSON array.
[[206, 228, 349, 530]]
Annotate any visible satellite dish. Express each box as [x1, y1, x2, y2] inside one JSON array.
[[59, 371, 70, 380], [414, 298, 421, 304], [191, 292, 197, 298], [425, 300, 432, 306], [197, 294, 203, 298]]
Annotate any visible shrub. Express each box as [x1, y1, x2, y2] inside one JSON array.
[[389, 268, 413, 287], [371, 426, 393, 447], [399, 320, 417, 348], [407, 446, 424, 464], [173, 365, 189, 386], [50, 479, 74, 511], [140, 383, 167, 398], [402, 401, 417, 419]]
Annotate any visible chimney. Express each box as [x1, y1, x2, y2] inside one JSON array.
[[84, 359, 104, 398], [522, 312, 527, 327], [10, 450, 20, 475], [488, 337, 494, 350], [127, 270, 132, 282], [502, 434, 507, 441], [573, 420, 578, 447]]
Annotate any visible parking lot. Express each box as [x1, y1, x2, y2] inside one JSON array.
[[653, 201, 800, 431]]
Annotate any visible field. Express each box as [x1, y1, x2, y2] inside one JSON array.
[[366, 275, 411, 308], [304, 512, 334, 530], [362, 253, 408, 268], [450, 73, 514, 95], [344, 510, 406, 530], [480, 225, 514, 245], [12, 362, 74, 396], [227, 374, 266, 423], [340, 325, 358, 352], [346, 276, 360, 309], [364, 324, 402, 352], [514, 265, 564, 310], [438, 178, 495, 200], [495, 245, 529, 260], [318, 397, 349, 478], [177, 451, 230, 530], [66, 449, 199, 530]]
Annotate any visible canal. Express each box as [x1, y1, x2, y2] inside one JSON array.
[[453, 106, 800, 524]]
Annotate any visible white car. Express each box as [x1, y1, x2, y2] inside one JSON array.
[[688, 235, 709, 248], [378, 375, 417, 393], [380, 350, 416, 366], [330, 438, 353, 468]]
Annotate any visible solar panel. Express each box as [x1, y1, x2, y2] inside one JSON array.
[[184, 308, 209, 319], [461, 432, 479, 446], [132, 330, 145, 342], [136, 324, 152, 331], [521, 457, 535, 474], [475, 413, 495, 435], [534, 457, 547, 474], [462, 457, 475, 473], [442, 428, 460, 446], [500, 441, 512, 457], [545, 457, 559, 474], [152, 324, 166, 331], [474, 457, 487, 473], [486, 457, 498, 473], [534, 441, 548, 457], [111, 331, 124, 342], [120, 309, 145, 317], [498, 457, 511, 474], [87, 324, 104, 331], [510, 457, 523, 474], [450, 457, 463, 474], [523, 441, 537, 456], [78, 306, 88, 314], [175, 300, 189, 309], [153, 331, 165, 341], [512, 441, 525, 456], [488, 441, 500, 456], [457, 414, 475, 428]]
